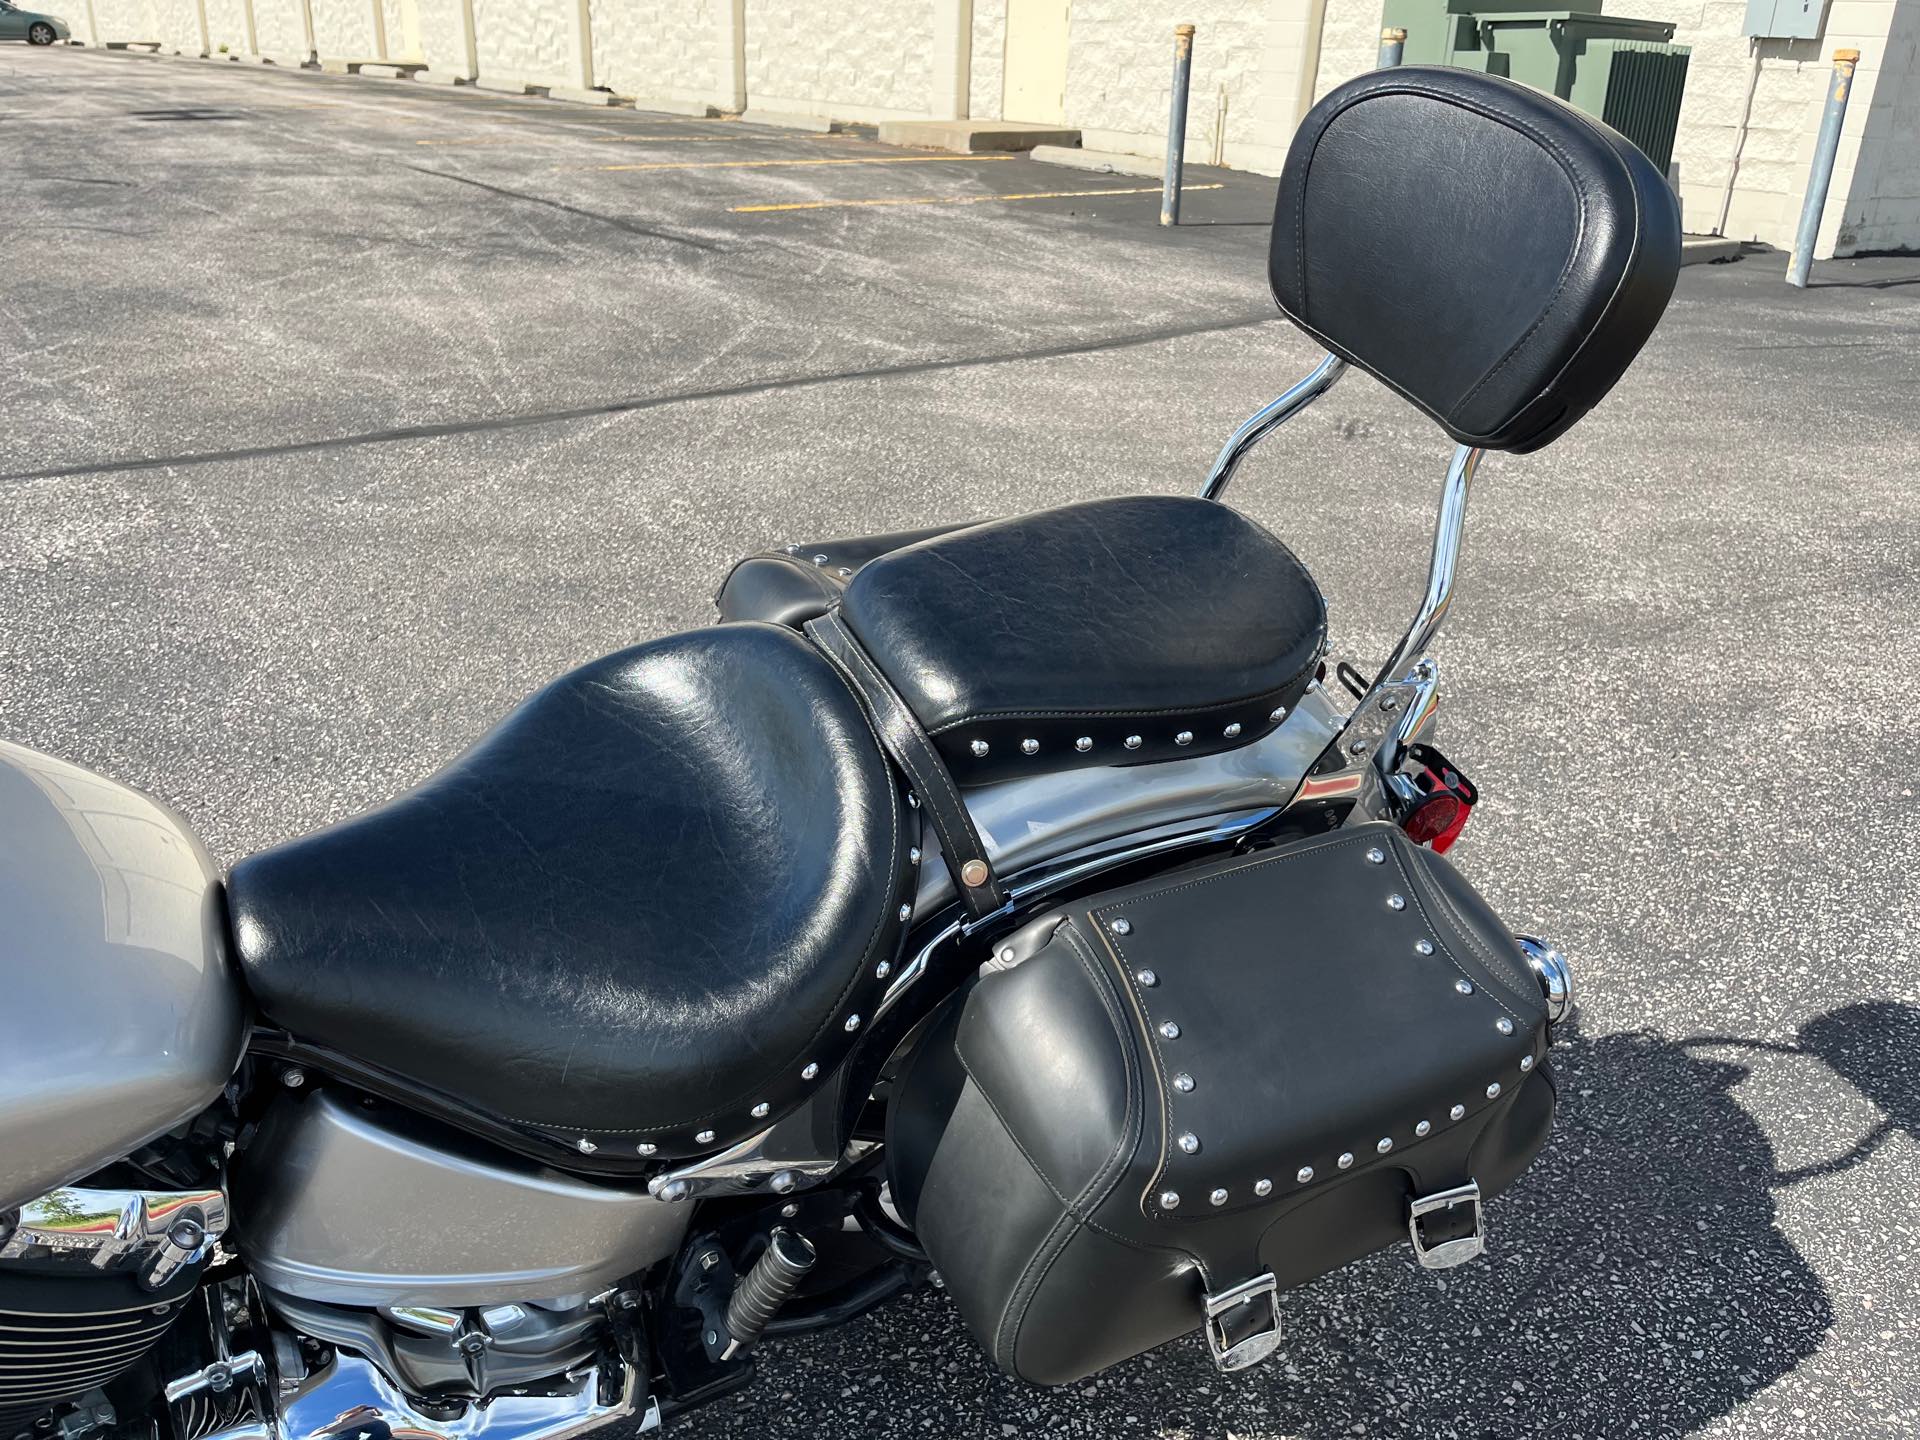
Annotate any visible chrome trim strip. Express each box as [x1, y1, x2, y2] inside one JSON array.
[[1199, 353, 1348, 501]]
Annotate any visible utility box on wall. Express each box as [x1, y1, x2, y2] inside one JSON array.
[[1743, 0, 1827, 40]]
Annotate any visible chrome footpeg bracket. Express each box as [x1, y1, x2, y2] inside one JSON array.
[[1201, 1272, 1284, 1373], [1408, 1180, 1485, 1269]]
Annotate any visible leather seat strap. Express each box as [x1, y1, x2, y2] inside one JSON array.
[[807, 611, 1008, 922]]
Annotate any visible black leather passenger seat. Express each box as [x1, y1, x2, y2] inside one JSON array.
[[721, 495, 1326, 785]]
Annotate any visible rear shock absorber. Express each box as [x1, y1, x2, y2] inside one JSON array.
[[721, 1229, 817, 1359]]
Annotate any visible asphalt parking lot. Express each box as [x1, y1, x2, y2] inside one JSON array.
[[5, 41, 1920, 1440]]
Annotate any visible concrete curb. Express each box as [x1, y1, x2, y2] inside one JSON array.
[[1029, 144, 1159, 178], [877, 118, 1080, 153], [415, 70, 471, 86], [546, 85, 619, 107], [621, 96, 722, 117], [740, 109, 841, 133], [474, 77, 536, 96], [1680, 235, 1743, 266]]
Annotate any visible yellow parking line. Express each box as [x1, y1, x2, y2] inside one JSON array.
[[572, 155, 1015, 174], [731, 182, 1224, 214]]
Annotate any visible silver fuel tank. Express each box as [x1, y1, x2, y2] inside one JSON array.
[[0, 740, 246, 1209]]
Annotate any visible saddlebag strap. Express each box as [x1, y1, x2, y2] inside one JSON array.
[[806, 611, 1008, 922]]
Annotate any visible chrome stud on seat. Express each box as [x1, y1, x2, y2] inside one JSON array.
[[1496, 1017, 1515, 1035], [1377, 1137, 1393, 1154], [1175, 731, 1194, 747], [1224, 722, 1242, 738], [751, 1102, 770, 1119], [909, 846, 921, 863], [695, 1130, 716, 1145], [1387, 894, 1406, 910], [1173, 1072, 1195, 1092], [1111, 917, 1133, 935], [1124, 734, 1143, 750], [1160, 1021, 1181, 1039], [1075, 736, 1093, 752], [577, 1138, 598, 1155], [1270, 706, 1288, 722], [1486, 1082, 1501, 1099], [1136, 969, 1158, 987], [1338, 1151, 1354, 1169], [1520, 1054, 1535, 1073], [898, 903, 912, 921], [1415, 1120, 1431, 1137], [1416, 939, 1435, 955], [1161, 1191, 1181, 1209], [1295, 1166, 1313, 1184], [1366, 847, 1386, 864], [844, 1014, 862, 1032], [970, 739, 990, 758], [636, 1142, 657, 1156], [1450, 1103, 1466, 1120], [802, 1062, 819, 1080], [1456, 979, 1474, 995], [875, 960, 891, 979], [1210, 1188, 1229, 1207], [1179, 1133, 1201, 1154], [1021, 738, 1040, 755]]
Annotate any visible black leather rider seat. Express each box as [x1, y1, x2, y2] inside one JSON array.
[[227, 623, 914, 1164], [720, 496, 1327, 785]]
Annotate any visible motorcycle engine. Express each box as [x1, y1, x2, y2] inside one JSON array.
[[0, 1189, 224, 1440]]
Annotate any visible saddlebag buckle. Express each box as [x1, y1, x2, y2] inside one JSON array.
[[1408, 1180, 1485, 1269], [1201, 1272, 1283, 1373]]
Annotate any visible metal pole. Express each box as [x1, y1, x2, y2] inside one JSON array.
[[1787, 48, 1859, 288], [1161, 24, 1195, 227], [1378, 26, 1406, 67]]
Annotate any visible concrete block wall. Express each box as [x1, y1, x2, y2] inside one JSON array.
[[742, 0, 935, 121], [310, 0, 381, 59], [251, 0, 313, 62], [590, 0, 724, 108], [471, 0, 588, 88], [205, 0, 254, 53]]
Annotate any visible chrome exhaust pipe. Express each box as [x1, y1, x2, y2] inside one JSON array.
[[1515, 936, 1573, 1027]]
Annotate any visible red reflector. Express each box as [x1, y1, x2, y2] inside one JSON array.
[[1402, 792, 1465, 851]]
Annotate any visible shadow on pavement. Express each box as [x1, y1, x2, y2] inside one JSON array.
[[693, 1004, 1920, 1437]]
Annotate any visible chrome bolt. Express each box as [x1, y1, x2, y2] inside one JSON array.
[[1496, 1017, 1515, 1036], [1366, 847, 1385, 864], [1124, 734, 1143, 750], [576, 1137, 598, 1155], [909, 846, 921, 863], [1136, 968, 1158, 987], [1021, 738, 1040, 755], [636, 1142, 657, 1156], [801, 1061, 819, 1080], [1074, 736, 1093, 752], [770, 1170, 799, 1195], [780, 1202, 799, 1218], [1377, 1136, 1393, 1154], [1256, 1178, 1274, 1196], [695, 1129, 716, 1144], [1416, 939, 1435, 955], [1175, 730, 1194, 747], [1387, 894, 1406, 911], [1224, 722, 1242, 738], [1520, 1054, 1535, 1073], [875, 959, 891, 979], [1270, 706, 1288, 722], [1415, 1120, 1431, 1138], [281, 1067, 306, 1089], [844, 1014, 861, 1032], [657, 1180, 692, 1203], [751, 1101, 770, 1118], [1348, 738, 1369, 756], [898, 903, 912, 921], [970, 739, 989, 758], [1487, 1082, 1502, 1099]]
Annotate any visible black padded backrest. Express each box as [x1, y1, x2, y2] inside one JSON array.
[[1270, 67, 1680, 453]]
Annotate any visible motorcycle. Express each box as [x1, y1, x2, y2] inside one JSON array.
[[0, 66, 1677, 1440]]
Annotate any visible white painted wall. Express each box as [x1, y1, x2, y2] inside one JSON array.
[[742, 0, 935, 121], [204, 0, 252, 54], [310, 0, 379, 58], [471, 0, 587, 88], [590, 0, 722, 107], [250, 0, 313, 61]]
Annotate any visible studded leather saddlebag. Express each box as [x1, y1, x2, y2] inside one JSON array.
[[886, 822, 1556, 1386]]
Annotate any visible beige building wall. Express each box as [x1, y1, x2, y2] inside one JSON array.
[[471, 0, 589, 88], [742, 0, 936, 121], [310, 0, 380, 57], [591, 0, 725, 108], [204, 0, 253, 53], [250, 0, 313, 61], [149, 0, 207, 52]]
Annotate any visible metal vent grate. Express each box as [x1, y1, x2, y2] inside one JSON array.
[[1599, 42, 1692, 177]]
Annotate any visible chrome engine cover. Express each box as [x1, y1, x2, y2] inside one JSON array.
[[233, 1092, 691, 1308], [0, 740, 246, 1211]]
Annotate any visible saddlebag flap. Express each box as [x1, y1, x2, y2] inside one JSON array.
[[888, 822, 1555, 1385]]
